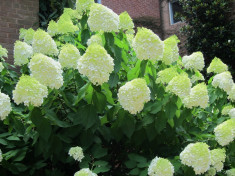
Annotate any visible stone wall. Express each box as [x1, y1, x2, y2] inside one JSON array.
[[0, 0, 39, 64]]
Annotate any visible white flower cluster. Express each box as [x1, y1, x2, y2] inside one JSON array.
[[133, 27, 164, 62], [229, 108, 235, 118], [68, 146, 84, 162], [212, 72, 234, 93], [182, 52, 205, 71], [214, 119, 235, 146], [222, 105, 234, 115], [162, 35, 180, 65], [88, 4, 119, 32], [156, 67, 179, 84], [76, 0, 94, 14], [119, 11, 134, 30], [166, 74, 192, 98], [191, 70, 205, 84], [74, 168, 97, 176], [0, 45, 8, 58], [148, 156, 174, 176], [0, 92, 12, 120], [77, 44, 114, 85], [29, 53, 63, 89], [58, 44, 81, 69], [118, 78, 151, 114], [19, 28, 35, 45], [207, 57, 228, 74], [180, 142, 211, 175], [210, 148, 226, 172], [228, 84, 235, 102], [47, 20, 58, 37], [32, 29, 58, 56], [226, 168, 235, 176], [13, 75, 48, 107], [87, 34, 103, 46], [183, 83, 209, 109], [14, 41, 33, 66], [0, 62, 4, 72]]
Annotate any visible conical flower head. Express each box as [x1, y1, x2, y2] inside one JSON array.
[[74, 168, 97, 176], [182, 52, 205, 71], [212, 71, 234, 93], [47, 20, 58, 37], [162, 35, 180, 65], [133, 27, 164, 62], [77, 44, 114, 85], [29, 53, 63, 89], [229, 108, 235, 118], [191, 70, 205, 84], [210, 148, 226, 172], [156, 67, 179, 84], [207, 57, 228, 74], [148, 157, 174, 176], [87, 34, 103, 46], [76, 0, 94, 14], [59, 44, 81, 69], [57, 17, 79, 35], [214, 119, 235, 146], [119, 11, 134, 30], [13, 75, 48, 107], [0, 45, 8, 58], [183, 83, 209, 109], [32, 29, 58, 56], [0, 92, 12, 120], [0, 62, 4, 72], [222, 105, 234, 115], [88, 4, 119, 32], [228, 84, 235, 102], [180, 142, 211, 175], [226, 168, 235, 176], [166, 74, 191, 98], [14, 41, 33, 66], [63, 8, 81, 20], [118, 78, 151, 114], [68, 146, 84, 162], [23, 28, 35, 45]]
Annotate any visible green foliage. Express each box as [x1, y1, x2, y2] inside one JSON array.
[[179, 0, 235, 69]]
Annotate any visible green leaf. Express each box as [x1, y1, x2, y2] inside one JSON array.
[[92, 145, 108, 159], [150, 101, 162, 114], [165, 101, 177, 120], [128, 154, 147, 163], [125, 160, 137, 169], [127, 60, 141, 81], [108, 73, 119, 88], [101, 83, 114, 104], [129, 168, 140, 175], [93, 91, 107, 113], [139, 60, 148, 77], [30, 108, 52, 141], [45, 109, 71, 127], [155, 112, 167, 133]]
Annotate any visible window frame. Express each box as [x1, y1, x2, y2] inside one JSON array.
[[169, 0, 181, 25]]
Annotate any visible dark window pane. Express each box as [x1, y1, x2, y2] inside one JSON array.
[[172, 1, 182, 23]]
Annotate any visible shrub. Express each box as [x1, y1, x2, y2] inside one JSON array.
[[0, 1, 235, 175]]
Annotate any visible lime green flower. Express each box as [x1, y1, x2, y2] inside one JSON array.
[[222, 105, 234, 115], [0, 92, 12, 120], [183, 83, 209, 109], [19, 28, 27, 40], [29, 53, 63, 89], [156, 67, 179, 84], [63, 8, 81, 20], [88, 4, 119, 32], [148, 157, 174, 176], [76, 0, 94, 14], [119, 11, 134, 30], [205, 168, 216, 176], [191, 70, 205, 84], [162, 35, 180, 65], [133, 27, 164, 62], [69, 146, 84, 162], [166, 74, 191, 98], [226, 168, 235, 176], [87, 34, 103, 46], [180, 142, 211, 175], [74, 168, 97, 176], [77, 44, 114, 85], [182, 52, 205, 71], [212, 72, 234, 94], [57, 17, 79, 35], [0, 62, 4, 72], [14, 41, 33, 66], [23, 28, 35, 45], [0, 45, 8, 58], [214, 119, 235, 146], [47, 20, 58, 37], [32, 29, 58, 56], [126, 34, 134, 47], [13, 75, 48, 107], [118, 78, 151, 114], [210, 148, 226, 172], [207, 57, 228, 74], [59, 44, 81, 69], [228, 84, 235, 102]]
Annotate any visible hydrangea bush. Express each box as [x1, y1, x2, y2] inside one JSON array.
[[0, 1, 234, 175]]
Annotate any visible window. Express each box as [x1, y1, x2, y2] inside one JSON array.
[[169, 0, 183, 25], [95, 0, 102, 3]]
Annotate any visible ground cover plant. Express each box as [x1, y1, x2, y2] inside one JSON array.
[[0, 0, 235, 175]]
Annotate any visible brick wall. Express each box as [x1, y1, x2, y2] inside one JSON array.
[[102, 0, 163, 38], [0, 0, 39, 64]]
